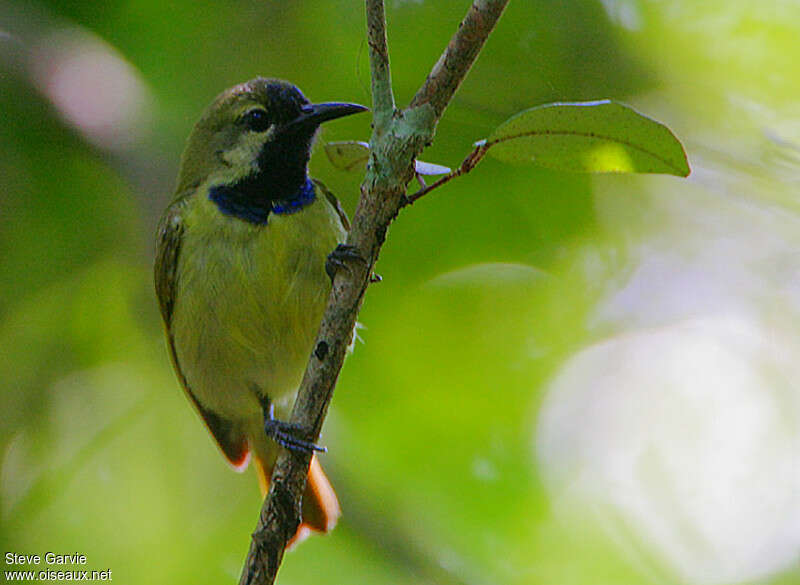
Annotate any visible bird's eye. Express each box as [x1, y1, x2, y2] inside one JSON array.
[[241, 109, 271, 132]]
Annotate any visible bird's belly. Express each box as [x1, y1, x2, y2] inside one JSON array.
[[171, 213, 335, 422]]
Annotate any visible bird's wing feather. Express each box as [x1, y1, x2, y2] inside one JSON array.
[[312, 178, 350, 231], [154, 200, 250, 468]]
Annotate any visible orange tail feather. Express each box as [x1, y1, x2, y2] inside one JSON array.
[[253, 454, 341, 548]]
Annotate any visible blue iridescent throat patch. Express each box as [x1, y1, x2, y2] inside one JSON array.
[[209, 178, 316, 225], [272, 179, 316, 215]]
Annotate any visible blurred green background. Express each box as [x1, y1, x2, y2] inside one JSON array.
[[2, 1, 799, 584]]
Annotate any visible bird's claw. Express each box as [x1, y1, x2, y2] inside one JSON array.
[[262, 401, 326, 454], [264, 418, 327, 454], [326, 244, 367, 282]]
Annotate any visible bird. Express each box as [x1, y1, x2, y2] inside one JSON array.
[[154, 77, 367, 545]]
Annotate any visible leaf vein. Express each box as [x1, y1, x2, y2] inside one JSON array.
[[488, 128, 687, 175]]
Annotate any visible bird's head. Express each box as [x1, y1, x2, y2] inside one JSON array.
[[176, 78, 367, 203]]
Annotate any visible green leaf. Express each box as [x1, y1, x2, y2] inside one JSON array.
[[324, 141, 370, 172], [324, 141, 451, 175], [485, 100, 690, 176]]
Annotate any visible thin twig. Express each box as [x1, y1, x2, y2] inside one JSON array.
[[406, 142, 490, 204], [409, 0, 509, 118], [239, 1, 508, 583], [366, 0, 395, 125]]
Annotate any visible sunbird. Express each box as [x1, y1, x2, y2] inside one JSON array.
[[154, 78, 367, 544]]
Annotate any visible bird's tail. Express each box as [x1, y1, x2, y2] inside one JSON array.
[[253, 454, 341, 548]]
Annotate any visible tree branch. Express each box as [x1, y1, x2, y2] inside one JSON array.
[[409, 0, 509, 118], [406, 141, 490, 205], [366, 0, 395, 126], [239, 2, 508, 583]]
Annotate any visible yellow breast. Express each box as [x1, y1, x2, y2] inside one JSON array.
[[170, 188, 346, 423]]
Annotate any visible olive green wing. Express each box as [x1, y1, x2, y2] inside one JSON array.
[[312, 178, 350, 232], [154, 203, 184, 326], [154, 201, 250, 469]]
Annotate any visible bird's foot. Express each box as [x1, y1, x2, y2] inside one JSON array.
[[325, 244, 367, 282], [265, 419, 327, 454], [263, 403, 326, 454]]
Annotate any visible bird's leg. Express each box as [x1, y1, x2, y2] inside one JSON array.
[[326, 244, 383, 284], [261, 400, 326, 454], [325, 244, 366, 282]]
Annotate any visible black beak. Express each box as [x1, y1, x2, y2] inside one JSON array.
[[283, 102, 368, 132]]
